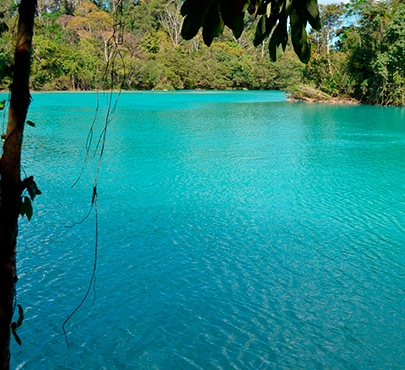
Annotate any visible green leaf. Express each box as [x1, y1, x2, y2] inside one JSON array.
[[26, 179, 42, 201], [232, 13, 245, 39], [11, 323, 22, 346], [285, 0, 294, 15], [299, 38, 311, 64], [202, 1, 224, 46], [306, 0, 321, 31], [290, 10, 311, 63], [26, 120, 36, 127], [268, 21, 288, 62], [290, 9, 302, 44], [254, 15, 266, 46], [16, 305, 24, 327], [181, 0, 215, 40], [180, 0, 194, 17], [181, 14, 203, 40], [220, 0, 244, 35], [0, 100, 5, 110], [254, 14, 277, 47], [20, 196, 33, 221]]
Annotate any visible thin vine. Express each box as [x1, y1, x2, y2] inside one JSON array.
[[62, 0, 126, 349]]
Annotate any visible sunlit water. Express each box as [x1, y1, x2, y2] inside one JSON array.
[[3, 91, 404, 369]]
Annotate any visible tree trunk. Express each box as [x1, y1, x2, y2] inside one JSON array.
[[0, 0, 36, 369]]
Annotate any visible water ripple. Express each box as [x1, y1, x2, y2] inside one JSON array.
[[9, 92, 405, 369]]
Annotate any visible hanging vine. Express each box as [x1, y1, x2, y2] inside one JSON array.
[[62, 0, 126, 349]]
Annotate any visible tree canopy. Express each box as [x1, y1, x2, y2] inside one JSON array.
[[7, 0, 405, 105], [0, 0, 324, 92], [0, 0, 404, 106]]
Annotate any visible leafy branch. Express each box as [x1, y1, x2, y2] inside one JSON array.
[[180, 0, 321, 63]]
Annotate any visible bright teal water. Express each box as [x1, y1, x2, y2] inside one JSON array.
[[3, 91, 405, 369]]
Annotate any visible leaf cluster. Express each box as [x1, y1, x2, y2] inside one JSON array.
[[180, 0, 321, 63], [20, 176, 42, 221]]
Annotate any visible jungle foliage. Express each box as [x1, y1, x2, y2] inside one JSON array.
[[0, 0, 312, 92], [303, 0, 405, 106], [0, 0, 404, 105]]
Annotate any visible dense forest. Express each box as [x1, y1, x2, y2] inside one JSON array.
[[0, 0, 404, 105]]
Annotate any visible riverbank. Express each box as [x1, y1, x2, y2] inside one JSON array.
[[286, 85, 360, 105]]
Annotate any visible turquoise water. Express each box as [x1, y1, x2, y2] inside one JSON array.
[[4, 91, 405, 369]]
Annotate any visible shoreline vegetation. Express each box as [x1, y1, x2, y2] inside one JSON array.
[[0, 0, 403, 106], [286, 85, 360, 105]]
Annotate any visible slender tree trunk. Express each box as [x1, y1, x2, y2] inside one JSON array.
[[325, 28, 332, 74], [0, 0, 36, 369]]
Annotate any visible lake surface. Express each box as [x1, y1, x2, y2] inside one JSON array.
[[4, 91, 404, 369]]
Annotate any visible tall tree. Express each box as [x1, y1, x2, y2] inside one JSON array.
[[343, 0, 405, 105], [313, 3, 345, 73], [0, 0, 37, 368], [303, 3, 350, 97], [158, 0, 182, 46]]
